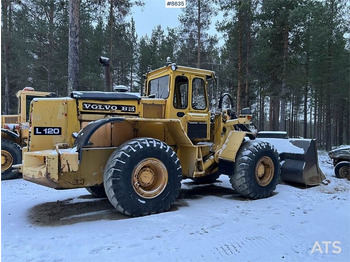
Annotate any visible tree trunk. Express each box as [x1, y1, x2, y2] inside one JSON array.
[[269, 96, 280, 130], [319, 89, 325, 147], [290, 98, 294, 136], [303, 86, 308, 138], [259, 86, 265, 130], [48, 0, 54, 91], [313, 90, 318, 143], [294, 100, 299, 136], [279, 23, 289, 131], [325, 0, 335, 151], [303, 34, 310, 138], [325, 82, 332, 150], [309, 96, 313, 138], [68, 0, 80, 95], [2, 0, 11, 114], [196, 0, 201, 68], [107, 0, 114, 92], [244, 0, 251, 108], [237, 0, 243, 114], [346, 108, 350, 144], [337, 111, 343, 145]]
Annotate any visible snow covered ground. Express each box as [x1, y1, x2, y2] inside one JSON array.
[[1, 151, 349, 262]]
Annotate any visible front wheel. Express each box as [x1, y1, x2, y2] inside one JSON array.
[[231, 140, 280, 199], [104, 138, 182, 216], [335, 161, 350, 179], [1, 139, 22, 180]]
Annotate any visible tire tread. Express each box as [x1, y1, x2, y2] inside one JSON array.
[[104, 138, 182, 216], [230, 140, 280, 199], [1, 139, 22, 180]]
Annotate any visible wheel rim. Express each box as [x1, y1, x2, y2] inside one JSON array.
[[338, 166, 350, 178], [1, 149, 13, 172], [132, 158, 168, 199], [255, 156, 274, 186]]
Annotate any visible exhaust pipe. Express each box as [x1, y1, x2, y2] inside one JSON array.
[[99, 56, 112, 92]]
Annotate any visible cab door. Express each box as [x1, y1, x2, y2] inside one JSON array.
[[187, 76, 210, 141], [169, 74, 210, 141]]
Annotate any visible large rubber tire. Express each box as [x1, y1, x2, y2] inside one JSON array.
[[104, 138, 182, 216], [86, 184, 107, 198], [335, 161, 350, 179], [231, 140, 280, 199], [192, 172, 220, 184], [1, 139, 22, 180]]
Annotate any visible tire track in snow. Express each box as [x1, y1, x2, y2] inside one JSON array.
[[211, 228, 301, 259]]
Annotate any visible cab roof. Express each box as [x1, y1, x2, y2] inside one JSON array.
[[146, 64, 215, 79]]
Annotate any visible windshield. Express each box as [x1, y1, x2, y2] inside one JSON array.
[[148, 75, 170, 98]]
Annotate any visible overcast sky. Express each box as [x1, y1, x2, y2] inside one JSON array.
[[130, 0, 182, 37], [129, 0, 224, 47]]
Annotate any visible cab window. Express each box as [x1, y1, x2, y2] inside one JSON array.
[[173, 76, 188, 109], [25, 96, 37, 121], [148, 75, 170, 98], [192, 78, 207, 110]]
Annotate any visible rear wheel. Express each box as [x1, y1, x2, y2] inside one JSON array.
[[104, 138, 182, 216], [1, 139, 22, 180], [335, 162, 350, 179], [231, 140, 280, 199]]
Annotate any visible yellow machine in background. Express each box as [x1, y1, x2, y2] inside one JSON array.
[[1, 87, 57, 179], [21, 61, 324, 216]]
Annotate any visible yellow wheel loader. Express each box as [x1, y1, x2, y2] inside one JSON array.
[[1, 87, 57, 179], [21, 61, 324, 216]]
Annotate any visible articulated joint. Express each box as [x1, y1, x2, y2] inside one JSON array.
[[203, 155, 216, 171]]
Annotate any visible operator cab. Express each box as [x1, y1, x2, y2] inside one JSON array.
[[144, 60, 215, 142]]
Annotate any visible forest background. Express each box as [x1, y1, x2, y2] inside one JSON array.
[[1, 0, 349, 150]]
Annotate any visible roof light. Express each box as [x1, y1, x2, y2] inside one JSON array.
[[170, 63, 178, 71], [23, 87, 35, 91]]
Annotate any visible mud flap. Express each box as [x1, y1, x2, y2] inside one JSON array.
[[257, 132, 325, 186]]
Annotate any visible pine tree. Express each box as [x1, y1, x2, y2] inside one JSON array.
[[218, 0, 256, 115], [256, 0, 302, 130], [80, 2, 105, 91], [68, 0, 80, 94], [178, 0, 216, 68]]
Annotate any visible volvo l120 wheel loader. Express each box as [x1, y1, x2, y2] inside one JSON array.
[[21, 60, 324, 216], [1, 87, 57, 179]]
